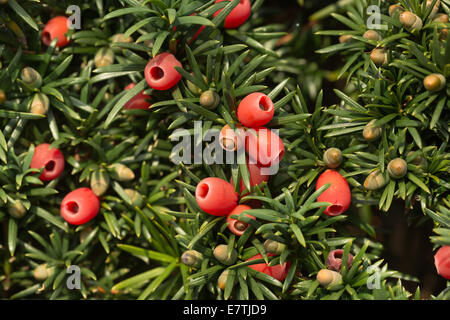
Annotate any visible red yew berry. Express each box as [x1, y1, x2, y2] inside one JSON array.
[[236, 159, 269, 195], [144, 52, 182, 90], [245, 127, 285, 167], [195, 177, 238, 216], [316, 169, 351, 216], [237, 92, 274, 128], [41, 16, 70, 48], [219, 124, 245, 151], [60, 188, 100, 225], [123, 83, 151, 110], [213, 0, 251, 29], [226, 204, 255, 236], [246, 253, 290, 281], [326, 249, 354, 272], [434, 246, 450, 280], [30, 143, 65, 181]]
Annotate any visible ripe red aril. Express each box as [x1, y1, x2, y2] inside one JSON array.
[[237, 92, 274, 128], [144, 53, 182, 90], [316, 169, 351, 216], [30, 143, 65, 181], [123, 83, 151, 110], [226, 204, 255, 236], [42, 16, 70, 48], [213, 0, 251, 29], [60, 188, 100, 225], [195, 177, 238, 216]]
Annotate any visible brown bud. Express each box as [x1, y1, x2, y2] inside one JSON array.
[[213, 244, 237, 265], [423, 73, 446, 92], [407, 151, 428, 170], [370, 48, 387, 66], [387, 158, 407, 179], [219, 124, 245, 151], [264, 239, 286, 255], [30, 93, 50, 115], [33, 264, 54, 281], [323, 147, 343, 169], [0, 89, 5, 105], [364, 169, 386, 191], [433, 13, 449, 23], [338, 34, 353, 43], [399, 11, 423, 31], [110, 163, 135, 182], [124, 188, 144, 208], [426, 0, 440, 19], [95, 48, 115, 68], [199, 90, 220, 109], [389, 5, 404, 17], [90, 169, 110, 196], [317, 269, 342, 288], [111, 33, 133, 43], [181, 250, 203, 268], [21, 67, 42, 88], [7, 200, 27, 219], [363, 30, 382, 41], [363, 120, 382, 141], [218, 269, 229, 290]]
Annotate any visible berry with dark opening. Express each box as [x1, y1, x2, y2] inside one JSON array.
[[60, 188, 100, 225], [316, 169, 351, 216], [237, 92, 274, 128], [195, 177, 238, 216], [213, 0, 251, 29], [30, 143, 65, 181], [326, 249, 354, 272], [41, 16, 70, 47], [219, 124, 245, 151], [226, 204, 255, 236], [144, 52, 182, 90]]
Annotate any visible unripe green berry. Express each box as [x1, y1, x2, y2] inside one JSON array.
[[363, 30, 382, 41], [364, 169, 386, 191], [7, 200, 27, 219], [387, 158, 407, 179], [363, 120, 382, 141], [21, 67, 42, 88], [124, 188, 144, 208], [95, 48, 115, 68], [181, 250, 203, 268], [317, 269, 342, 288], [264, 239, 286, 255], [90, 169, 110, 196], [370, 48, 387, 66], [423, 74, 446, 92], [323, 147, 343, 169], [213, 244, 237, 265], [199, 90, 220, 109], [0, 89, 5, 105]]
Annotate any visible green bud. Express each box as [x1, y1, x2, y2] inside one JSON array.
[[0, 89, 5, 105], [187, 74, 207, 96], [90, 169, 110, 196], [264, 239, 286, 255], [181, 250, 203, 268], [8, 200, 27, 219], [316, 269, 342, 288], [21, 67, 42, 88], [323, 147, 343, 169], [213, 244, 237, 265], [110, 163, 135, 182], [387, 158, 407, 179], [30, 93, 50, 115], [364, 169, 386, 191], [199, 90, 220, 109], [33, 264, 54, 281], [124, 189, 144, 208], [95, 48, 115, 68], [407, 151, 427, 171], [363, 120, 382, 141]]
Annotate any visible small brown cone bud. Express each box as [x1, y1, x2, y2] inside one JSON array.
[[387, 158, 407, 179], [323, 147, 343, 169], [218, 269, 229, 290], [426, 0, 440, 19], [363, 30, 382, 41], [8, 200, 27, 219], [433, 13, 449, 23], [317, 269, 342, 288], [423, 74, 446, 92], [363, 120, 382, 141], [213, 244, 237, 265], [181, 250, 203, 268], [264, 239, 286, 255], [110, 163, 135, 182], [0, 89, 5, 105], [95, 48, 115, 68], [407, 151, 427, 170], [370, 48, 387, 67], [338, 35, 353, 43], [364, 169, 386, 191], [389, 5, 404, 17], [90, 169, 110, 196], [30, 93, 50, 115], [124, 189, 144, 208], [199, 90, 220, 109], [33, 264, 54, 281], [111, 33, 133, 43], [21, 67, 42, 88], [399, 11, 423, 31]]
